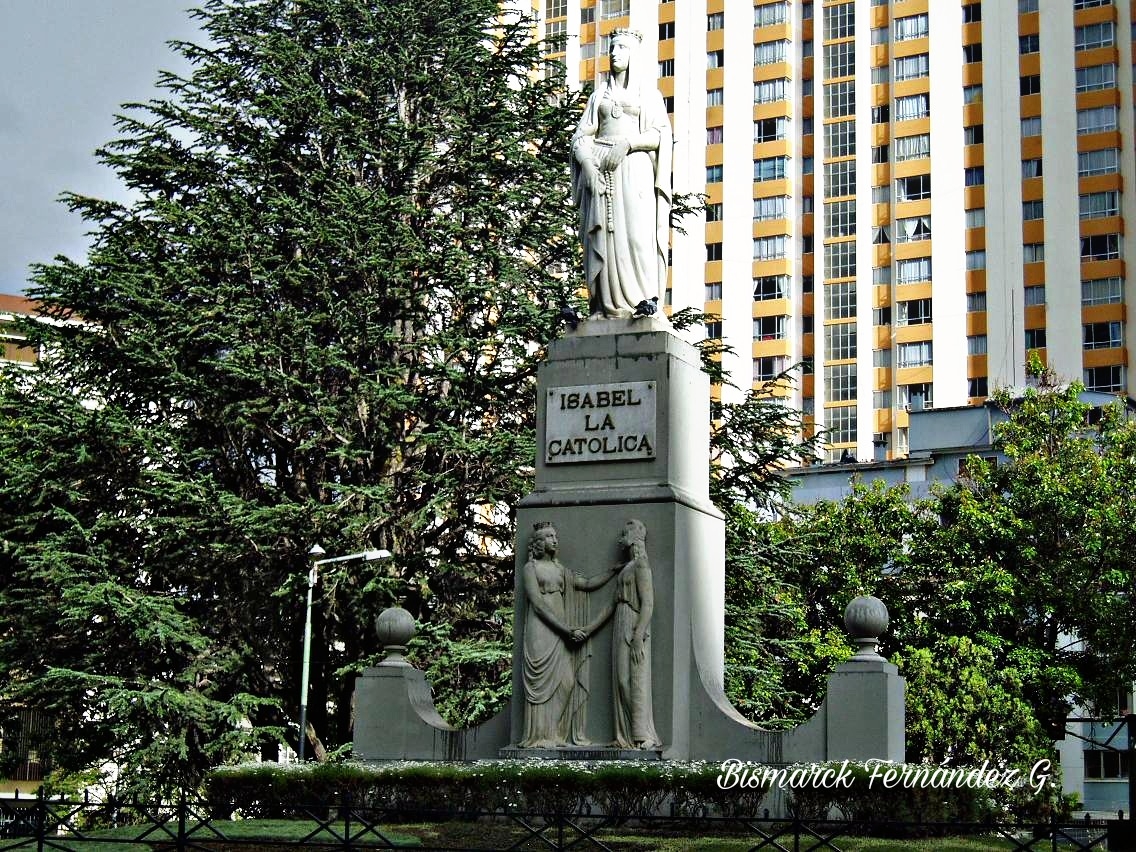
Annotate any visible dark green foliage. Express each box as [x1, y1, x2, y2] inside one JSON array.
[[767, 357, 1136, 768], [0, 0, 578, 793]]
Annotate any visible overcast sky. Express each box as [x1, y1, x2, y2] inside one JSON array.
[[1, 2, 202, 296]]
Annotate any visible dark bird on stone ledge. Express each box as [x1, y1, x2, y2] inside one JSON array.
[[558, 305, 580, 330], [633, 297, 659, 318]]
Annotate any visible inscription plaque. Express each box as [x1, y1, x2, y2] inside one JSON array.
[[545, 381, 656, 464]]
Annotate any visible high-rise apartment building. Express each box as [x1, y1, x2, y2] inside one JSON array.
[[542, 0, 1135, 461]]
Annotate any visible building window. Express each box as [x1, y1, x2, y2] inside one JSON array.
[[963, 43, 983, 63], [896, 174, 931, 202], [824, 281, 856, 319], [897, 298, 932, 326], [824, 363, 858, 402], [894, 13, 929, 41], [1081, 754, 1126, 781], [898, 383, 933, 409], [967, 292, 987, 312], [1081, 234, 1121, 261], [1023, 243, 1045, 264], [964, 125, 984, 145], [705, 202, 723, 222], [755, 156, 790, 181], [824, 200, 857, 238], [756, 39, 789, 66], [1019, 34, 1039, 54], [1020, 75, 1041, 96], [967, 334, 988, 355], [754, 356, 787, 382], [897, 341, 933, 368], [707, 12, 724, 30], [825, 160, 856, 198], [755, 78, 790, 103], [894, 53, 930, 81], [753, 315, 787, 340], [963, 84, 983, 105], [825, 120, 856, 157], [753, 275, 790, 301], [823, 2, 855, 40], [964, 166, 985, 186], [871, 26, 889, 45], [966, 250, 987, 270], [705, 282, 723, 301], [1078, 106, 1119, 135], [872, 65, 889, 84], [1082, 277, 1123, 305], [1025, 328, 1047, 349], [965, 208, 986, 229], [896, 93, 930, 121], [1021, 116, 1042, 137], [601, 0, 630, 18], [1080, 191, 1119, 220], [897, 256, 932, 284], [872, 144, 890, 164], [872, 226, 890, 245], [580, 6, 595, 24], [706, 321, 723, 339], [968, 377, 989, 397], [962, 3, 982, 23], [1019, 0, 1039, 10], [873, 348, 892, 368], [659, 58, 675, 77], [825, 322, 858, 360], [659, 21, 675, 40], [754, 195, 789, 221], [755, 116, 789, 142], [1076, 64, 1117, 93], [1084, 365, 1124, 393], [707, 50, 725, 69], [826, 406, 858, 447], [755, 1, 790, 27], [824, 40, 856, 78], [706, 242, 723, 261], [1078, 148, 1120, 177], [753, 235, 788, 260], [707, 125, 724, 144], [872, 185, 891, 204], [1023, 200, 1044, 220], [873, 306, 892, 325], [825, 241, 857, 278], [874, 390, 892, 408], [824, 81, 856, 117], [872, 105, 890, 124], [1022, 158, 1043, 179], [1075, 22, 1116, 51], [896, 215, 932, 244], [1074, 0, 1113, 7], [1024, 285, 1046, 306], [706, 164, 723, 183], [1084, 321, 1123, 349], [707, 88, 724, 107]]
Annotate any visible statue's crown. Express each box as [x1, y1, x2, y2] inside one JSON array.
[[611, 28, 643, 43], [533, 521, 554, 531]]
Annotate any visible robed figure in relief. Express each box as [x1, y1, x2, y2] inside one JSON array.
[[520, 523, 616, 748], [612, 519, 661, 749], [571, 29, 672, 320]]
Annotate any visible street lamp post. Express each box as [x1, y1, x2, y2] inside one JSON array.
[[298, 544, 391, 762]]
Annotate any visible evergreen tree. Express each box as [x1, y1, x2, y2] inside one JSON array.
[[0, 0, 578, 792]]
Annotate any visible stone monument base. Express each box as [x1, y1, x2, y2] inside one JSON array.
[[499, 746, 661, 761]]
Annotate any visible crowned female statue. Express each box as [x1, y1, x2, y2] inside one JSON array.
[[571, 29, 673, 320]]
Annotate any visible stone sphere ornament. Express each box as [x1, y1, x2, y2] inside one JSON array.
[[843, 595, 889, 661], [375, 607, 416, 666]]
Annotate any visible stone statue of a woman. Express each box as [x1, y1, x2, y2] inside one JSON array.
[[612, 519, 661, 749], [571, 29, 672, 320], [520, 522, 617, 748]]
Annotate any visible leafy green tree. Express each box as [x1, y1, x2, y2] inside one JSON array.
[[0, 0, 578, 793]]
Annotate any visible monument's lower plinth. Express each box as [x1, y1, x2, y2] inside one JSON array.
[[499, 747, 661, 761]]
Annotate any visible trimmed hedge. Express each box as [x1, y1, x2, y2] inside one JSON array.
[[203, 759, 1061, 827]]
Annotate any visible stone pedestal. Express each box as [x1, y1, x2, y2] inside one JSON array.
[[354, 318, 905, 766]]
